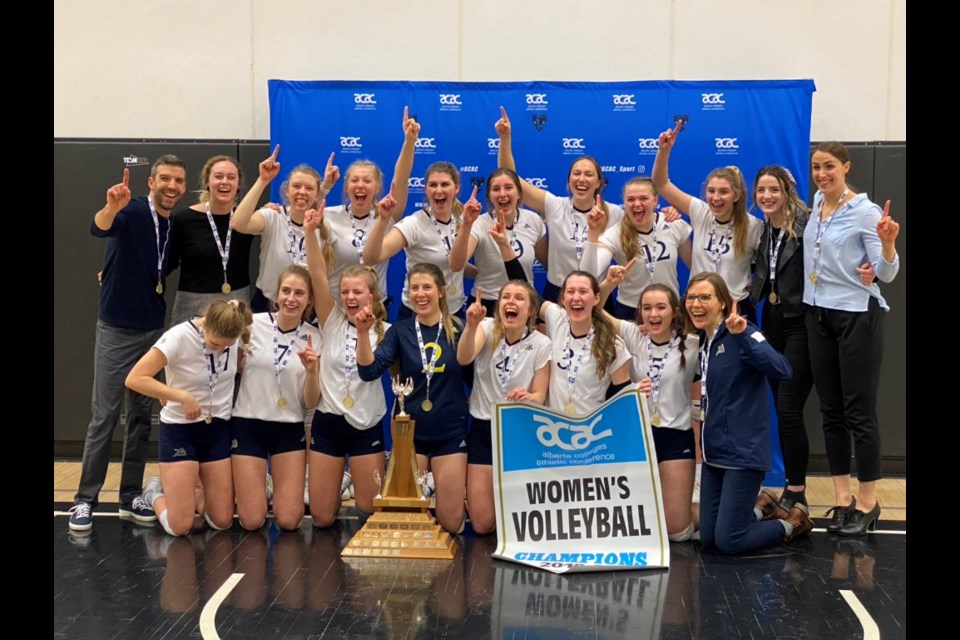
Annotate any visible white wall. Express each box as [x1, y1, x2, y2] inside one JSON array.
[[54, 0, 906, 141]]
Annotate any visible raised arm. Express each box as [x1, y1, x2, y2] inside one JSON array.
[[389, 106, 420, 220], [93, 168, 132, 231], [233, 145, 281, 234], [457, 291, 488, 365], [496, 106, 547, 215], [871, 199, 901, 281], [303, 203, 335, 325], [598, 258, 637, 309], [726, 301, 793, 380], [362, 194, 405, 265], [489, 209, 526, 281], [319, 152, 340, 201], [449, 185, 481, 272], [651, 122, 694, 215], [297, 335, 321, 409]]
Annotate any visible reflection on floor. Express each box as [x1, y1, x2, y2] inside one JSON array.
[[53, 513, 905, 639]]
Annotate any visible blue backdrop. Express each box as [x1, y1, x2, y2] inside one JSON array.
[[268, 79, 816, 486]]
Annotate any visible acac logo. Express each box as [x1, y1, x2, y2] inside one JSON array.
[[637, 138, 659, 150], [526, 93, 549, 105], [715, 138, 739, 150], [702, 93, 725, 105], [340, 136, 362, 148], [533, 414, 612, 451], [527, 178, 549, 189], [613, 94, 636, 106], [408, 177, 425, 189], [353, 93, 376, 105], [487, 138, 500, 150], [562, 138, 585, 150], [439, 94, 462, 106], [415, 138, 437, 149]]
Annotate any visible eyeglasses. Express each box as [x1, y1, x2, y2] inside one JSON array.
[[685, 294, 714, 304]]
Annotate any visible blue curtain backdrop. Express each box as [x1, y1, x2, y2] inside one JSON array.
[[269, 79, 816, 487]]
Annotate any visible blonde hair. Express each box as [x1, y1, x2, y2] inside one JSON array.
[[198, 155, 243, 205], [705, 166, 750, 259], [491, 280, 541, 347], [342, 160, 385, 205], [407, 263, 461, 344], [341, 265, 387, 342], [619, 177, 659, 261], [203, 299, 254, 351], [273, 265, 315, 324], [560, 271, 617, 379]]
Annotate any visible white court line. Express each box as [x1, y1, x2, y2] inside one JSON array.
[[840, 590, 880, 640], [199, 572, 245, 640]]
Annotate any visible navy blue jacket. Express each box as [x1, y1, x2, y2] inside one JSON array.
[[701, 322, 792, 471], [357, 317, 469, 442]]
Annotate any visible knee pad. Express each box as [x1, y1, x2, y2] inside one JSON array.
[[204, 511, 231, 531], [158, 509, 186, 537], [668, 522, 695, 542]]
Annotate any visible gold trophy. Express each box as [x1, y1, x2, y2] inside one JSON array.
[[341, 376, 458, 560]]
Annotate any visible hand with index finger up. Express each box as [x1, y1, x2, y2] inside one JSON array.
[[725, 299, 747, 334]]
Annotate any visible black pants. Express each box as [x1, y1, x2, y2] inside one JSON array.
[[805, 299, 884, 482], [762, 304, 813, 486]]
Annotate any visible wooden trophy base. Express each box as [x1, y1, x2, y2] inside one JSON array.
[[341, 511, 458, 559], [341, 411, 457, 560]]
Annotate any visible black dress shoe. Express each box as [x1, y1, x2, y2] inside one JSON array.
[[824, 497, 857, 533], [780, 488, 807, 511], [838, 502, 880, 536]]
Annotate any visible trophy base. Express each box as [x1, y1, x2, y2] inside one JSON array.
[[341, 511, 458, 560]]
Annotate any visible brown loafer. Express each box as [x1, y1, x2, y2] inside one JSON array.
[[756, 489, 790, 521], [784, 503, 814, 541]]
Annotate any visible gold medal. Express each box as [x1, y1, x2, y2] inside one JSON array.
[[221, 282, 232, 294], [651, 414, 662, 426], [809, 273, 818, 284], [156, 282, 163, 295], [277, 396, 288, 410], [421, 399, 433, 412], [204, 415, 213, 424], [768, 292, 780, 305], [564, 403, 576, 415], [343, 395, 355, 408]]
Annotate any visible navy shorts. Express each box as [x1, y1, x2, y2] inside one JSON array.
[[415, 434, 468, 459], [652, 426, 696, 462], [310, 412, 385, 458], [230, 417, 306, 459], [467, 417, 492, 465], [159, 419, 231, 463]]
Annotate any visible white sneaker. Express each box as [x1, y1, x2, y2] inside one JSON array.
[[692, 463, 702, 504], [265, 474, 274, 504], [340, 471, 353, 500], [141, 476, 163, 511]]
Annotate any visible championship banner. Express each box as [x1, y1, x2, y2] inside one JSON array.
[[491, 389, 668, 574]]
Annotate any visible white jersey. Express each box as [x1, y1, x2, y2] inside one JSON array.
[[394, 210, 466, 312], [543, 192, 623, 286], [318, 307, 390, 429], [592, 214, 692, 306], [688, 198, 763, 301], [543, 304, 631, 415], [232, 313, 321, 422], [324, 204, 393, 302], [470, 317, 552, 421], [469, 209, 545, 300], [255, 206, 315, 302], [154, 320, 240, 424], [618, 323, 699, 431]]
